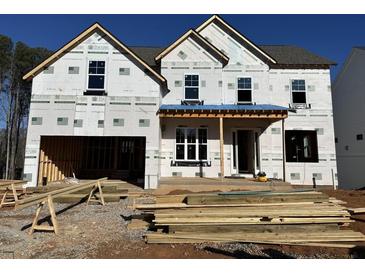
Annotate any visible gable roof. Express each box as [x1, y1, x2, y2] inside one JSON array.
[[196, 15, 278, 64], [131, 45, 335, 68], [154, 29, 229, 65], [23, 23, 166, 84]]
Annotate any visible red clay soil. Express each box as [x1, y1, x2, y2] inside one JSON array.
[[92, 242, 230, 259]]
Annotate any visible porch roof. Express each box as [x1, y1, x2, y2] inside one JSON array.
[[158, 104, 289, 119]]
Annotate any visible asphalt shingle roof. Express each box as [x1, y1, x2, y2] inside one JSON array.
[[260, 45, 336, 65], [130, 45, 336, 67]]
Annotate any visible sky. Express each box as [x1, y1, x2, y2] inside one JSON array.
[[1, 14, 365, 79]]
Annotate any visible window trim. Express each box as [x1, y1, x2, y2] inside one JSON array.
[[184, 73, 200, 101], [87, 60, 106, 91], [290, 79, 307, 105], [175, 127, 208, 161], [237, 76, 252, 104]]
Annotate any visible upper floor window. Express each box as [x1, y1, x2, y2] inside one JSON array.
[[291, 80, 306, 104], [184, 74, 199, 100], [237, 77, 252, 104], [88, 61, 105, 90]]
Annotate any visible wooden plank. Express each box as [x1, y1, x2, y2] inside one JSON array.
[[186, 193, 329, 205], [16, 177, 108, 209], [348, 208, 365, 214], [168, 224, 340, 234], [146, 233, 363, 248], [154, 216, 353, 225], [0, 180, 27, 187], [134, 201, 340, 210], [155, 211, 350, 218], [146, 231, 365, 243]]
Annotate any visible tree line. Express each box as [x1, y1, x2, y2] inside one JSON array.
[[0, 34, 52, 179]]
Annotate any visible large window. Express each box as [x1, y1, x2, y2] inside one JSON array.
[[237, 77, 252, 104], [184, 74, 199, 100], [175, 128, 207, 161], [285, 130, 319, 163], [88, 61, 105, 90], [291, 79, 306, 104]]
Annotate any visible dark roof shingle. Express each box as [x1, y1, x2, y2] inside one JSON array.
[[259, 45, 336, 65], [130, 45, 335, 67]]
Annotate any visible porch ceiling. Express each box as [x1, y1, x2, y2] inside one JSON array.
[[158, 104, 288, 119]]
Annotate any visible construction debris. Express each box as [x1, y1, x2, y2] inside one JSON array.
[[134, 189, 365, 248]]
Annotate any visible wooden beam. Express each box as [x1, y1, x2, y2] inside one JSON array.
[[16, 177, 108, 210], [159, 113, 288, 119], [219, 117, 224, 179]]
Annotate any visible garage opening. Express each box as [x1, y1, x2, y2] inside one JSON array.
[[37, 136, 146, 186]]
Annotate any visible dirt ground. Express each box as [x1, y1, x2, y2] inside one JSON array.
[[1, 189, 365, 259]]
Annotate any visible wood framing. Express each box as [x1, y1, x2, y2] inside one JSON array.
[[0, 180, 26, 208], [22, 23, 166, 84], [196, 15, 277, 64], [16, 178, 107, 235], [159, 110, 288, 119], [155, 29, 229, 64]]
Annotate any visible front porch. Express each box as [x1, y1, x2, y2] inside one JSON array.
[[159, 104, 289, 181]]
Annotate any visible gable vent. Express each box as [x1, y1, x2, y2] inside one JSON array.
[[177, 50, 188, 60]]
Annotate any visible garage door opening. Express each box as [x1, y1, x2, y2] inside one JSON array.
[[37, 136, 146, 186]]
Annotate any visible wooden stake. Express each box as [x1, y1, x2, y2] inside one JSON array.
[[29, 201, 45, 235], [86, 181, 105, 206], [11, 183, 18, 202], [0, 190, 8, 208], [29, 197, 59, 235], [47, 196, 59, 234]]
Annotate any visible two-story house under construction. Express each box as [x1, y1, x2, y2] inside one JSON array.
[[23, 15, 338, 189]]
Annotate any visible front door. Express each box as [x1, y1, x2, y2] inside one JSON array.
[[236, 130, 255, 174]]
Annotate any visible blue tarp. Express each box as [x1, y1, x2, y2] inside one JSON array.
[[159, 104, 289, 111]]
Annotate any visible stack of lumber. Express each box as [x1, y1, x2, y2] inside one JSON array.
[[137, 190, 365, 248], [26, 183, 129, 203]]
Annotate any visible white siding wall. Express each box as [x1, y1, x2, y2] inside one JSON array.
[[24, 32, 161, 188], [160, 23, 337, 186]]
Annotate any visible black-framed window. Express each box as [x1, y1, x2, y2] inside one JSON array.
[[291, 79, 306, 104], [237, 77, 252, 103], [285, 130, 318, 163], [175, 128, 207, 161], [184, 74, 199, 100], [88, 61, 105, 90]]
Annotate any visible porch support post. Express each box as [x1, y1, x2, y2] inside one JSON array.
[[219, 117, 224, 179], [281, 119, 286, 182]]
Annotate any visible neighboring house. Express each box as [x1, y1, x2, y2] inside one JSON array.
[[23, 15, 338, 189], [332, 48, 365, 189]]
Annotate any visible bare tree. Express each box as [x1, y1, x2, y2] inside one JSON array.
[[0, 35, 51, 179]]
